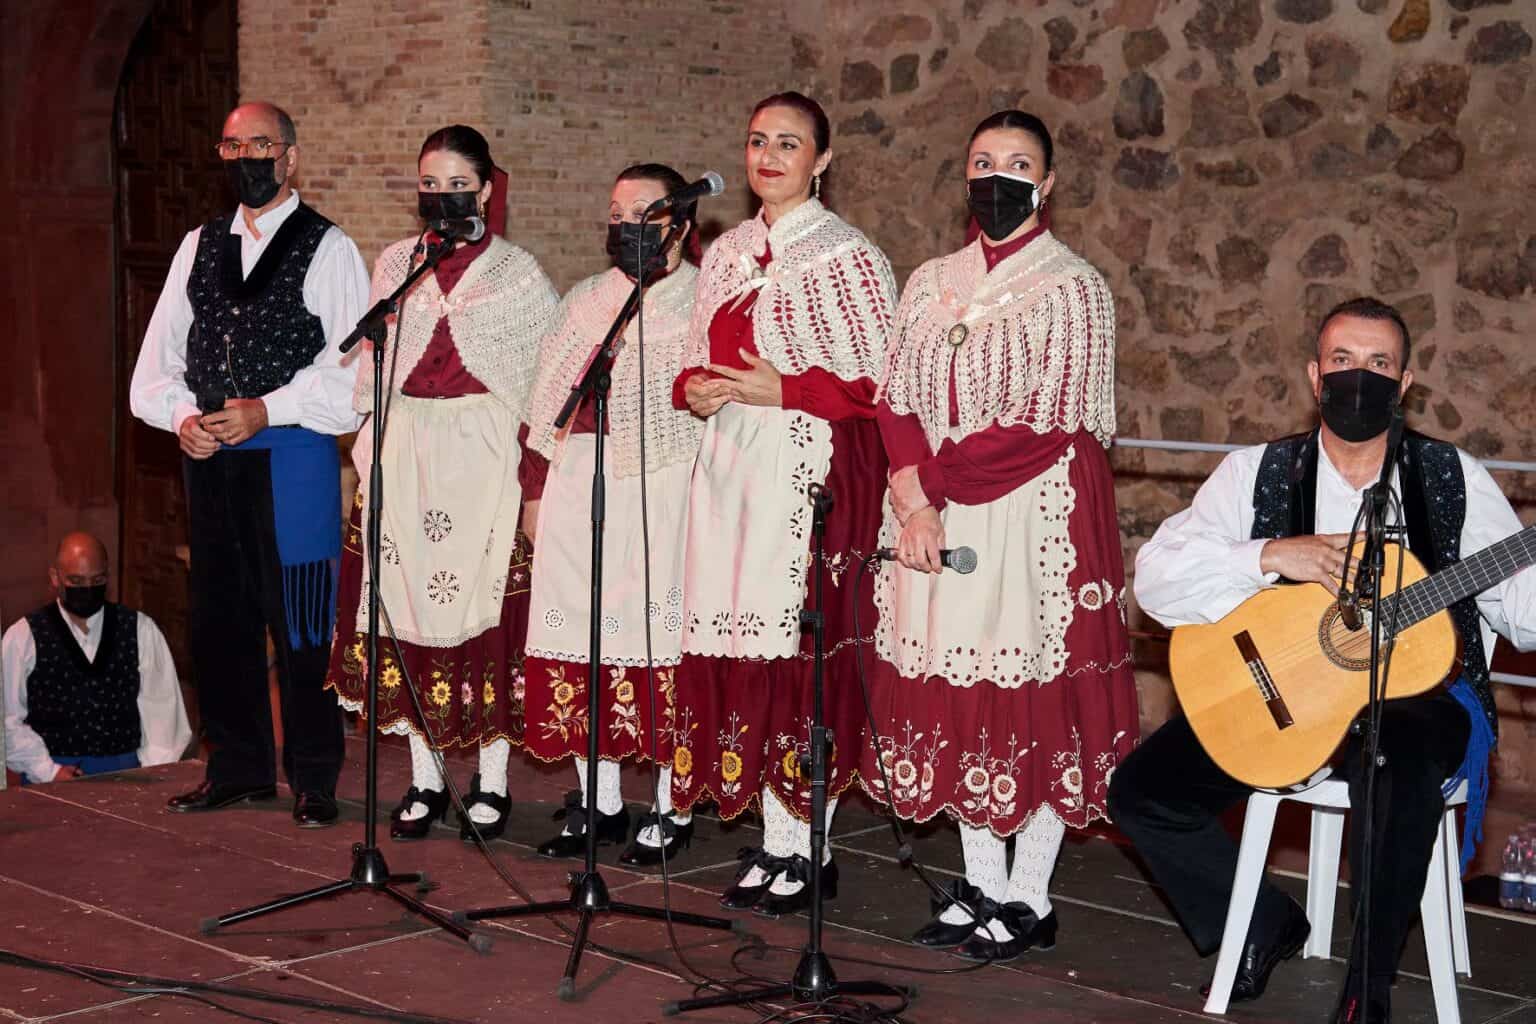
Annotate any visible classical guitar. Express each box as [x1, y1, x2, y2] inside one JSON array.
[[1169, 526, 1536, 788]]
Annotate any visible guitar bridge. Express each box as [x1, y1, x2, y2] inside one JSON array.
[[1233, 630, 1294, 730]]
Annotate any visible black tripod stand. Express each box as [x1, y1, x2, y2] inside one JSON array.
[[454, 271, 735, 999], [665, 483, 905, 1016], [202, 235, 486, 952]]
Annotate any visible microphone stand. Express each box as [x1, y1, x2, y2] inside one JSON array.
[[665, 484, 904, 1015], [454, 255, 736, 1000], [1344, 407, 1406, 1024], [202, 236, 487, 951]]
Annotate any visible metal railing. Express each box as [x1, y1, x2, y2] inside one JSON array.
[[1114, 437, 1536, 691]]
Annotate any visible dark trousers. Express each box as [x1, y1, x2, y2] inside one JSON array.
[[1107, 691, 1469, 983], [184, 448, 344, 795]]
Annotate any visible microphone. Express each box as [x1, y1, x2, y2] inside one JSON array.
[[428, 215, 486, 243], [644, 171, 725, 216], [875, 545, 978, 574]]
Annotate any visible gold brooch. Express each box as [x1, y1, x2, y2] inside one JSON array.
[[947, 323, 968, 348]]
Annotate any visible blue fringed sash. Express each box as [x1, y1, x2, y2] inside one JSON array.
[[1444, 675, 1496, 874], [234, 427, 342, 650]]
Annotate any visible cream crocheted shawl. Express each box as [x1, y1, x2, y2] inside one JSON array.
[[684, 198, 896, 383], [523, 263, 701, 478], [880, 232, 1116, 450], [354, 235, 559, 424]]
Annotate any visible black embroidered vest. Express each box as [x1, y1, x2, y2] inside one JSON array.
[[1250, 430, 1497, 736], [23, 603, 142, 758], [184, 202, 333, 409]]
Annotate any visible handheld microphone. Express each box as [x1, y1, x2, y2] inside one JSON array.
[[644, 171, 725, 216], [875, 545, 978, 574], [428, 215, 486, 243]]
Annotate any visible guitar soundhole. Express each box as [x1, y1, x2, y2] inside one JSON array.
[[1318, 602, 1373, 671]]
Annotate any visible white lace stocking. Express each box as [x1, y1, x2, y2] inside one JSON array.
[[562, 757, 624, 835], [768, 794, 838, 896], [1005, 809, 1065, 918], [398, 732, 445, 822], [944, 823, 1008, 926], [468, 738, 512, 824]]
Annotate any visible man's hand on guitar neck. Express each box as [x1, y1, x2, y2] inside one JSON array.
[[1259, 534, 1352, 594]]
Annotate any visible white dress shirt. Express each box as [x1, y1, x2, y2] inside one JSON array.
[[1134, 439, 1536, 661], [2, 604, 191, 783], [129, 190, 369, 438]]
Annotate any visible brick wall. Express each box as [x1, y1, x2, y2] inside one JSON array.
[[240, 0, 812, 290]]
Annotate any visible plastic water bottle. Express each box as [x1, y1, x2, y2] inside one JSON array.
[[1501, 833, 1524, 909], [1522, 829, 1536, 912]]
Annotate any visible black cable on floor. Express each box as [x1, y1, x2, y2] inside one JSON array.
[[0, 949, 467, 1024]]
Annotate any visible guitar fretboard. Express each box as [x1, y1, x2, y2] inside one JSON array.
[[1381, 524, 1536, 629]]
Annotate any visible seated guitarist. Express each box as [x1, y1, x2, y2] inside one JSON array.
[[1110, 296, 1536, 1023]]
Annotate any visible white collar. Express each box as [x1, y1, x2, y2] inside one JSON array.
[[55, 599, 103, 639], [231, 189, 302, 240]]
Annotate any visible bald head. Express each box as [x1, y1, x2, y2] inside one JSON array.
[[55, 532, 108, 579], [224, 102, 296, 145]]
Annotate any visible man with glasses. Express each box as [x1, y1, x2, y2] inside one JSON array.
[[3, 533, 190, 785], [130, 101, 368, 827]]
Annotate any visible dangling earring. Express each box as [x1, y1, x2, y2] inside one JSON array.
[[813, 174, 822, 199]]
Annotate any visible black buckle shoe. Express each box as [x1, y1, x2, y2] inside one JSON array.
[[955, 903, 1058, 963], [389, 785, 450, 840], [535, 790, 630, 858], [912, 879, 987, 948], [1201, 899, 1310, 1002], [166, 780, 277, 813], [458, 772, 512, 842], [618, 811, 695, 866], [720, 847, 790, 910], [754, 855, 838, 919], [293, 791, 339, 828]]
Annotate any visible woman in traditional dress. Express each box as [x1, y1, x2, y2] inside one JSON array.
[[864, 110, 1139, 960], [325, 125, 558, 841], [519, 164, 703, 865], [670, 92, 897, 917]]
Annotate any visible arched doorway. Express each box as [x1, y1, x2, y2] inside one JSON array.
[[113, 0, 239, 676]]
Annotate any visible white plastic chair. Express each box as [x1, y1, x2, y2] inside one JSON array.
[[1203, 776, 1470, 1022]]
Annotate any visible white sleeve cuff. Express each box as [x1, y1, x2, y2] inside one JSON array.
[[1236, 538, 1279, 587], [171, 402, 203, 437], [260, 388, 300, 427]]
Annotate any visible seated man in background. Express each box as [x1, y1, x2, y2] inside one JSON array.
[[3, 532, 190, 784]]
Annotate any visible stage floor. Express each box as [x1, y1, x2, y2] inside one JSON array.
[[3, 738, 1534, 1024]]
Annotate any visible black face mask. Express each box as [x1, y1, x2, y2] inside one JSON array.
[[967, 172, 1041, 242], [606, 221, 671, 278], [226, 158, 283, 209], [60, 584, 107, 619], [1318, 368, 1401, 442], [418, 190, 480, 223]]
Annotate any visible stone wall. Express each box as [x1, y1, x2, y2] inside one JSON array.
[[790, 0, 1536, 825]]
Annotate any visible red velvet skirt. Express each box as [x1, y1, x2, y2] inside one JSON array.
[[670, 418, 886, 821], [858, 440, 1140, 835], [324, 499, 532, 749]]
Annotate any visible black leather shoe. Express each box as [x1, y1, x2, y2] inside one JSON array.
[[912, 879, 988, 948], [955, 903, 1058, 963], [618, 812, 695, 866], [458, 772, 512, 842], [1201, 899, 1310, 1003], [535, 790, 630, 858], [719, 847, 788, 910], [754, 856, 839, 919], [389, 785, 450, 840], [293, 791, 339, 828], [166, 780, 277, 813]]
